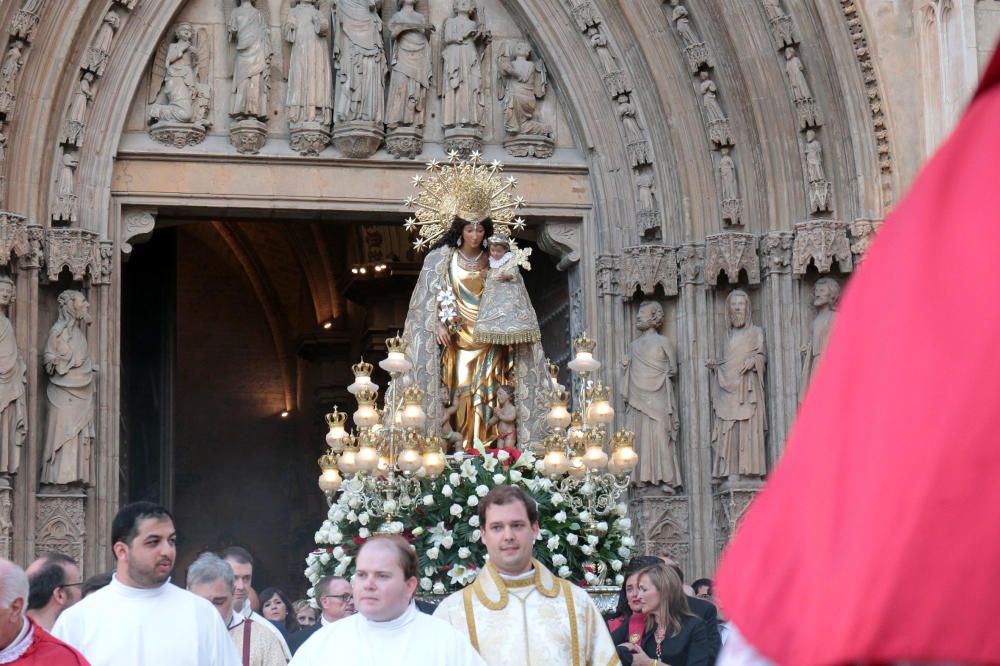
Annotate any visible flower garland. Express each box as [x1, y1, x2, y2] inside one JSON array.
[[305, 446, 636, 599]]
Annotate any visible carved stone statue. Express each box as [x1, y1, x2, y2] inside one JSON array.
[[588, 27, 626, 97], [283, 0, 333, 155], [719, 146, 740, 225], [708, 289, 767, 484], [804, 129, 825, 182], [762, 0, 784, 20], [699, 74, 733, 146], [332, 0, 388, 158], [784, 47, 812, 101], [672, 5, 699, 47], [82, 12, 120, 76], [52, 151, 79, 224], [618, 95, 650, 167], [385, 0, 434, 159], [623, 301, 681, 491], [799, 277, 840, 402], [148, 22, 212, 147], [440, 0, 490, 153], [636, 169, 655, 212], [42, 290, 96, 486], [227, 0, 272, 154], [0, 42, 24, 115], [498, 41, 553, 158], [0, 277, 26, 475], [11, 0, 43, 42], [60, 72, 95, 148]]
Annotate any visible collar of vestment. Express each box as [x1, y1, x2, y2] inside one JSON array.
[[471, 559, 560, 610], [360, 602, 418, 633], [108, 573, 172, 599], [0, 618, 32, 664]]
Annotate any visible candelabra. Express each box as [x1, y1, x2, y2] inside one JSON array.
[[317, 335, 447, 527], [541, 333, 638, 527]]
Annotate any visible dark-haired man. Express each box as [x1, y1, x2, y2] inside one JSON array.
[[434, 484, 619, 666], [52, 501, 239, 666], [221, 546, 291, 660], [291, 535, 483, 665], [26, 552, 81, 631]]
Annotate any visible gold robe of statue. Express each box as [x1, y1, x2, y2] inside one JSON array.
[[433, 560, 621, 666]]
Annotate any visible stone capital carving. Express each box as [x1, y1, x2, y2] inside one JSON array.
[[705, 232, 760, 285], [121, 207, 156, 255], [759, 231, 793, 276], [621, 245, 678, 299], [35, 493, 86, 563], [631, 495, 691, 573], [537, 222, 581, 271], [714, 487, 758, 554], [0, 487, 11, 559], [792, 220, 852, 275], [850, 218, 881, 260], [0, 210, 29, 265], [677, 242, 704, 286], [596, 254, 620, 297], [10, 1, 43, 43], [45, 228, 103, 283]]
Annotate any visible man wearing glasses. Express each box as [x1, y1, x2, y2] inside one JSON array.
[[25, 552, 82, 631], [287, 576, 353, 654]]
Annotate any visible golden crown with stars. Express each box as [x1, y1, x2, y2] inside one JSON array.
[[403, 150, 526, 251]]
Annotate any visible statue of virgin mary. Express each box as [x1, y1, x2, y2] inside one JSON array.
[[401, 155, 550, 450]]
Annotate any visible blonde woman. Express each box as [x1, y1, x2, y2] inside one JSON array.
[[612, 564, 714, 666]]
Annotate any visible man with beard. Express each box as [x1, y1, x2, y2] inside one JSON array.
[[52, 502, 239, 666]]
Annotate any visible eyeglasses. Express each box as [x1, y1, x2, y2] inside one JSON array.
[[321, 593, 353, 603], [59, 582, 84, 589]]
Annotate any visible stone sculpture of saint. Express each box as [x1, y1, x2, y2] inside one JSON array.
[[283, 0, 332, 126], [333, 0, 387, 124], [719, 147, 738, 201], [0, 277, 26, 476], [61, 72, 95, 147], [673, 5, 699, 47], [42, 290, 96, 485], [57, 152, 77, 198], [707, 289, 767, 483], [804, 129, 825, 182], [762, 0, 784, 20], [386, 0, 434, 130], [618, 95, 644, 143], [636, 170, 655, 212], [227, 0, 272, 121], [0, 43, 24, 94], [784, 47, 811, 101], [497, 42, 550, 137], [83, 12, 120, 76], [799, 277, 840, 402], [589, 30, 617, 75], [700, 77, 725, 124], [149, 23, 198, 124], [441, 0, 488, 129], [623, 301, 681, 490]]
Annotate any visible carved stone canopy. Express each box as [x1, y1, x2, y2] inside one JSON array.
[[621, 245, 678, 299], [705, 232, 760, 285], [792, 220, 853, 275]]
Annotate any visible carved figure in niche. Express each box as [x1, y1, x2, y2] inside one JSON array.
[[618, 95, 644, 143], [498, 42, 550, 137], [283, 0, 333, 127], [56, 152, 77, 200], [623, 301, 681, 491], [707, 289, 767, 484], [439, 387, 463, 451], [386, 0, 434, 130], [148, 23, 210, 126], [333, 0, 387, 124], [0, 276, 26, 475], [784, 47, 812, 101], [440, 0, 490, 129], [487, 385, 517, 449], [636, 169, 655, 212], [83, 12, 120, 76], [60, 72, 95, 147], [804, 129, 825, 182], [700, 77, 725, 124], [589, 29, 618, 75], [672, 5, 699, 47], [42, 290, 96, 485], [0, 42, 24, 94], [762, 0, 785, 20], [227, 0, 272, 121], [719, 147, 739, 213], [799, 277, 839, 402]]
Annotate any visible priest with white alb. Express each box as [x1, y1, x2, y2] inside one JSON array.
[[290, 535, 485, 666], [52, 502, 240, 666]]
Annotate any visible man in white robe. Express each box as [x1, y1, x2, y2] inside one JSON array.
[[52, 502, 240, 666], [222, 547, 291, 661], [434, 485, 621, 666], [291, 536, 484, 666]]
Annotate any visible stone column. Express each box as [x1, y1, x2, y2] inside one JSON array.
[[759, 231, 796, 467]]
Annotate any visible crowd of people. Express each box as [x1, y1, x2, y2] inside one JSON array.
[[0, 485, 728, 665]]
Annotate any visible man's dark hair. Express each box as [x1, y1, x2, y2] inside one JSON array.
[[477, 484, 538, 526], [81, 572, 113, 597], [220, 546, 254, 567], [313, 575, 338, 599], [27, 563, 69, 610], [692, 578, 713, 595], [111, 501, 173, 547]]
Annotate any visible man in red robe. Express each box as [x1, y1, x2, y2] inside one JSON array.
[[715, 47, 1000, 666], [0, 558, 90, 665]]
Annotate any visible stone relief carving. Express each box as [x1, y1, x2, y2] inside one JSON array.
[[148, 22, 213, 148], [0, 489, 11, 560], [784, 47, 821, 129], [42, 290, 96, 486], [10, 0, 43, 43], [705, 232, 760, 285], [82, 11, 120, 77], [121, 207, 156, 255], [227, 0, 273, 155], [792, 220, 852, 275], [596, 253, 620, 297], [537, 222, 580, 271], [635, 169, 660, 240], [0, 124, 6, 165], [708, 289, 766, 485], [718, 147, 741, 226], [0, 41, 25, 118], [621, 245, 678, 298], [759, 231, 793, 276], [498, 41, 554, 159], [440, 0, 491, 155], [849, 218, 881, 260], [618, 95, 651, 168], [35, 494, 86, 563], [761, 0, 797, 49], [699, 73, 733, 147], [631, 496, 691, 568], [670, 3, 713, 73], [0, 275, 26, 476], [59, 72, 95, 148], [284, 0, 333, 155], [799, 276, 839, 403], [567, 0, 601, 32], [45, 228, 103, 282], [51, 151, 78, 224], [677, 243, 704, 286], [385, 0, 435, 160], [0, 212, 28, 265], [587, 28, 627, 98], [713, 487, 757, 555], [804, 129, 832, 212], [623, 301, 681, 491], [332, 0, 388, 158], [112, 0, 140, 9]]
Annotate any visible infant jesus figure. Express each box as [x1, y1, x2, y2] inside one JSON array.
[[473, 233, 541, 345], [488, 385, 517, 449]]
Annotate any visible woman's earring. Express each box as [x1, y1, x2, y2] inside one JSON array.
[[482, 240, 488, 248], [456, 237, 462, 247]]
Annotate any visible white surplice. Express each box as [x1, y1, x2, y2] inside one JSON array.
[[52, 575, 240, 666], [235, 599, 291, 660], [289, 602, 485, 666]]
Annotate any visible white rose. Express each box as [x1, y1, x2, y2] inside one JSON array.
[[433, 582, 446, 595], [332, 510, 346, 522], [611, 559, 623, 572], [449, 472, 461, 486], [427, 547, 440, 560], [458, 547, 471, 559], [615, 574, 625, 585], [319, 552, 331, 565], [558, 565, 571, 577], [493, 473, 506, 484], [566, 533, 578, 545], [333, 546, 345, 558], [554, 511, 567, 524], [547, 536, 560, 550], [420, 577, 433, 591], [347, 511, 358, 522], [587, 534, 599, 546], [348, 497, 361, 509], [358, 512, 370, 526], [423, 495, 435, 506], [472, 529, 481, 541], [617, 518, 632, 530], [584, 571, 597, 584], [552, 554, 567, 567], [359, 527, 370, 538], [615, 503, 628, 516], [441, 485, 453, 497], [596, 521, 609, 533], [496, 450, 510, 461], [468, 515, 480, 527], [579, 511, 591, 523], [580, 545, 593, 556], [509, 469, 523, 482], [622, 536, 636, 547], [476, 485, 490, 497], [314, 531, 325, 543], [550, 492, 564, 506], [467, 496, 479, 507], [618, 546, 632, 558], [442, 535, 454, 549], [334, 563, 347, 576], [450, 504, 463, 517]]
